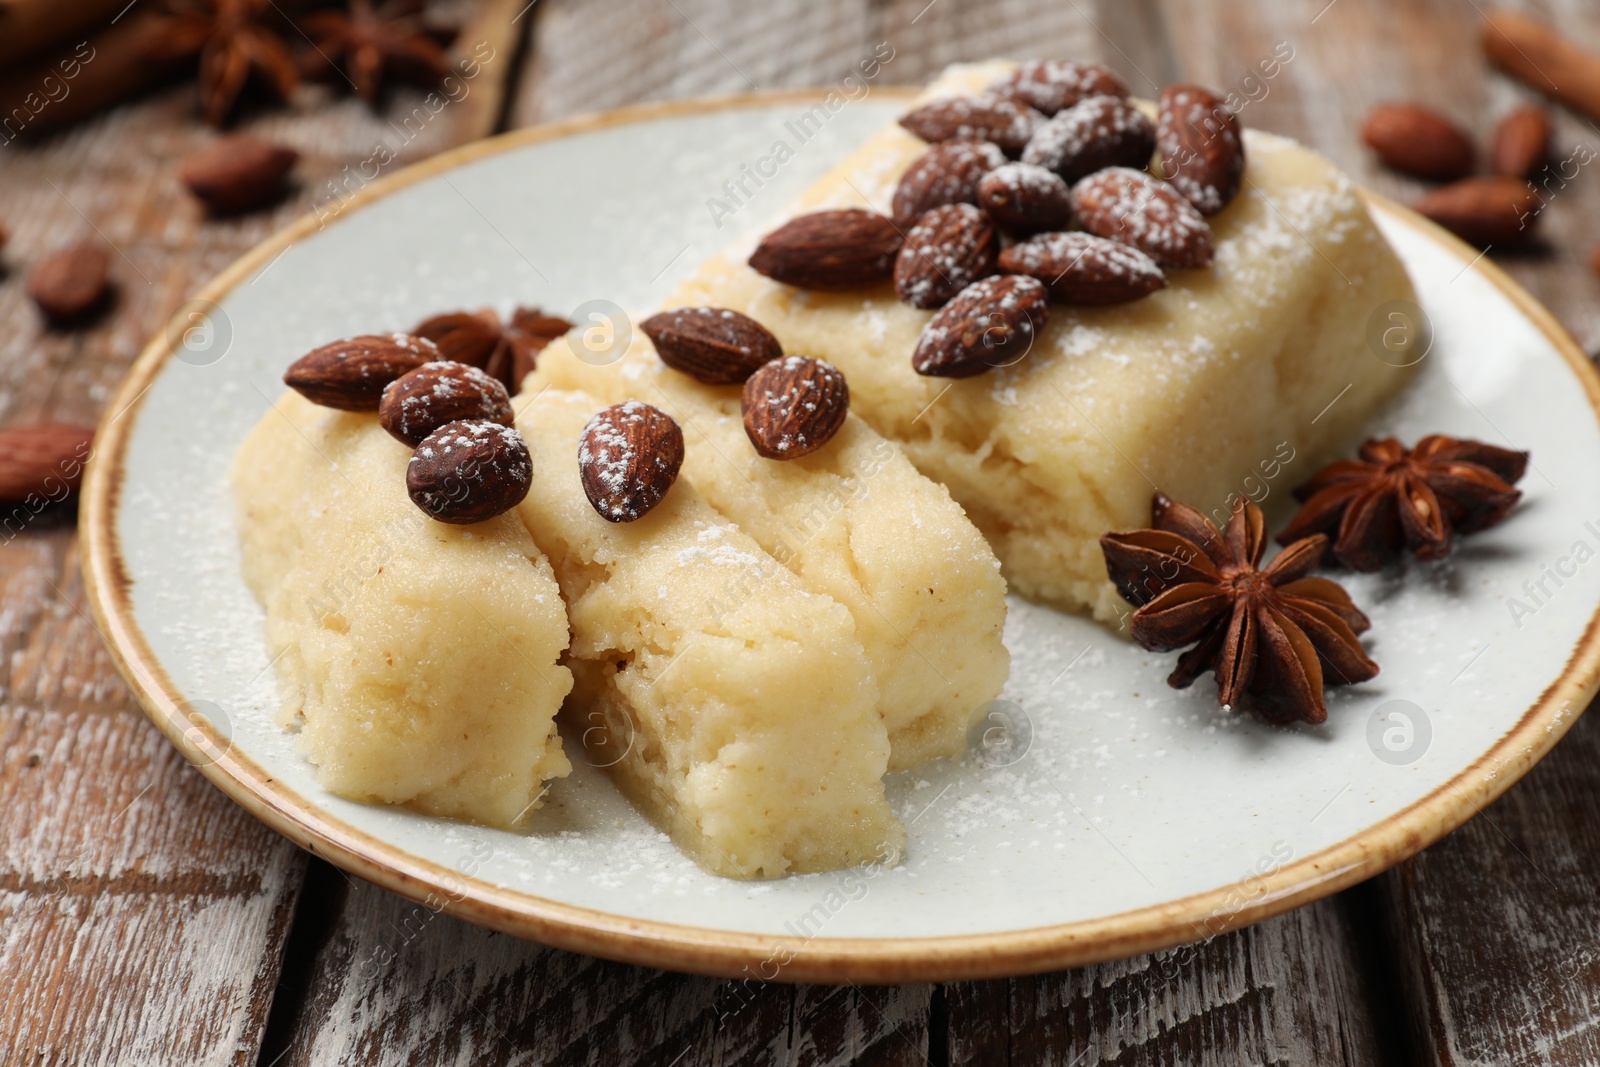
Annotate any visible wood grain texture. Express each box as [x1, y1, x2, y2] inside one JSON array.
[[0, 5, 514, 1064]]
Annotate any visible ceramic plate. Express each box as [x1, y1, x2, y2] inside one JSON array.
[[82, 90, 1600, 983]]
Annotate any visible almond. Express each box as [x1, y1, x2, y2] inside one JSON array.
[[1156, 84, 1245, 215], [987, 60, 1128, 116], [1414, 176, 1542, 245], [0, 423, 94, 504], [976, 162, 1075, 234], [747, 209, 903, 290], [27, 242, 110, 321], [407, 419, 532, 525], [379, 361, 514, 446], [1490, 105, 1551, 180], [741, 355, 849, 460], [891, 140, 1008, 224], [179, 135, 298, 213], [283, 333, 440, 411], [1361, 103, 1475, 180], [894, 203, 1000, 310], [640, 306, 782, 384], [578, 401, 685, 521], [912, 275, 1049, 378], [1070, 167, 1214, 269], [898, 94, 1043, 154], [998, 232, 1167, 304], [1021, 95, 1155, 184]]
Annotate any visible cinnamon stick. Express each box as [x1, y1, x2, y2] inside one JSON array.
[[0, 12, 176, 140], [0, 0, 128, 71], [1483, 9, 1600, 124]]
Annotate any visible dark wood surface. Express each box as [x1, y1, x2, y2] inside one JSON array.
[[2, 1, 1597, 1063]]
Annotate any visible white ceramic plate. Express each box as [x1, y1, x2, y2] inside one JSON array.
[[83, 90, 1600, 983]]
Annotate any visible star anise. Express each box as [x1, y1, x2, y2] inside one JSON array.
[[1101, 493, 1379, 725], [412, 307, 573, 395], [299, 0, 455, 103], [142, 0, 299, 127], [1277, 435, 1528, 571]]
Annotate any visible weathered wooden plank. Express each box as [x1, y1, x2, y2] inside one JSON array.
[[1154, 1, 1600, 1063], [0, 4, 520, 1063]]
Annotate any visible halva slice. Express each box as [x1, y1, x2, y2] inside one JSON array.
[[513, 388, 904, 877], [233, 391, 574, 829], [671, 61, 1423, 624]]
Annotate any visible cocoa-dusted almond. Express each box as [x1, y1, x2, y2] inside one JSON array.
[[407, 419, 532, 524], [179, 135, 298, 213], [1070, 167, 1214, 269], [1021, 95, 1155, 184], [998, 231, 1167, 304], [379, 361, 514, 446], [1414, 176, 1542, 245], [1490, 105, 1552, 180], [987, 60, 1129, 116], [640, 306, 781, 385], [898, 94, 1043, 154], [0, 423, 94, 504], [891, 140, 1008, 224], [741, 355, 849, 460], [1361, 103, 1475, 180], [976, 162, 1075, 234], [1156, 84, 1245, 215], [578, 401, 684, 521], [894, 203, 1000, 310], [283, 333, 440, 411], [912, 275, 1049, 378], [747, 209, 903, 290], [27, 242, 110, 321]]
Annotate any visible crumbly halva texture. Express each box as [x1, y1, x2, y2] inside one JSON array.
[[232, 391, 573, 828], [671, 60, 1422, 624], [513, 388, 904, 877], [526, 337, 1011, 771]]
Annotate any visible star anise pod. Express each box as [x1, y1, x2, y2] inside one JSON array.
[[412, 307, 573, 395], [1101, 493, 1379, 725], [142, 0, 299, 127], [1277, 435, 1528, 571], [299, 0, 455, 103]]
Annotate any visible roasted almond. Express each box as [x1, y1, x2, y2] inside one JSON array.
[[1414, 176, 1542, 245], [912, 275, 1049, 378], [379, 361, 514, 446], [998, 231, 1167, 304], [1490, 105, 1551, 180], [640, 306, 782, 385], [1021, 95, 1155, 184], [975, 162, 1075, 234], [407, 419, 532, 524], [179, 135, 298, 213], [894, 203, 1000, 310], [891, 140, 1008, 224], [1361, 103, 1475, 180], [898, 94, 1043, 154], [0, 423, 94, 504], [747, 209, 903, 290], [283, 333, 440, 411], [1156, 84, 1245, 215], [27, 242, 110, 321], [741, 355, 849, 460], [1070, 167, 1214, 269], [987, 60, 1128, 116], [578, 401, 685, 521]]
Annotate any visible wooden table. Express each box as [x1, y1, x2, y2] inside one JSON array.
[[3, 1, 1599, 1062]]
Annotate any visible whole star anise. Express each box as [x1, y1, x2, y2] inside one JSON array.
[[412, 307, 573, 394], [299, 0, 455, 103], [1277, 435, 1528, 571], [1101, 493, 1379, 725], [142, 0, 299, 127]]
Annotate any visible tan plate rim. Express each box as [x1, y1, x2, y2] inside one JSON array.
[[80, 88, 1600, 984]]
